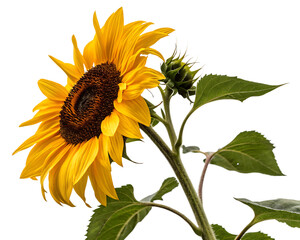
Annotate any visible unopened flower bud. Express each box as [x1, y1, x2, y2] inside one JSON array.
[[161, 53, 200, 99]]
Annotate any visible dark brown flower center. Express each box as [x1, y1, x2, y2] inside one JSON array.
[[60, 62, 122, 144]]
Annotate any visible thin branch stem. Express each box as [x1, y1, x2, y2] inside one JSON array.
[[158, 86, 177, 150], [141, 202, 202, 236], [175, 109, 195, 153], [198, 153, 214, 202], [234, 218, 256, 240], [151, 111, 168, 126]]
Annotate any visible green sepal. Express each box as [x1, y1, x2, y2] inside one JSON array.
[[86, 178, 179, 240], [144, 98, 162, 127]]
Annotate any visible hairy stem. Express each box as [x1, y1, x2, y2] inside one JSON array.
[[140, 125, 216, 240], [141, 202, 202, 236]]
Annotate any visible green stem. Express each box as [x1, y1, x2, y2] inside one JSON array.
[[140, 125, 216, 240], [141, 202, 202, 236], [234, 219, 256, 240], [151, 111, 168, 126], [158, 86, 177, 150], [175, 109, 194, 152]]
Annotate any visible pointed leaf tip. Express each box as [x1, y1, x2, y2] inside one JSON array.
[[236, 198, 300, 228], [193, 74, 282, 110], [210, 131, 284, 176]]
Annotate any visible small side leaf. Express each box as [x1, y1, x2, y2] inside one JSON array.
[[142, 177, 179, 202], [193, 74, 282, 110], [212, 224, 274, 240], [212, 224, 236, 240], [86, 178, 178, 240], [210, 131, 284, 176], [212, 224, 275, 240], [182, 145, 200, 154], [236, 198, 300, 228]]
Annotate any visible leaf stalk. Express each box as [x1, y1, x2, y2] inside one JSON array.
[[198, 152, 215, 202], [141, 202, 202, 236], [234, 218, 256, 240]]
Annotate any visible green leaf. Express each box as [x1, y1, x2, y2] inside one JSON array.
[[236, 198, 300, 228], [182, 145, 200, 154], [193, 74, 282, 110], [210, 131, 284, 176], [86, 178, 178, 240], [212, 224, 274, 240], [142, 177, 179, 202], [212, 224, 236, 240]]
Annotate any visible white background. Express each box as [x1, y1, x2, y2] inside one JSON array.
[[1, 0, 300, 239]]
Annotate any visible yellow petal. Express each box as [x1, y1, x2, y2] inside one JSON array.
[[130, 56, 148, 74], [48, 145, 76, 206], [72, 35, 84, 75], [40, 139, 69, 201], [72, 137, 99, 184], [65, 77, 76, 92], [97, 134, 111, 170], [108, 132, 123, 166], [48, 162, 65, 206], [134, 28, 174, 51], [89, 158, 118, 199], [20, 134, 61, 179], [124, 21, 145, 35], [118, 22, 153, 73], [49, 55, 82, 82], [13, 128, 59, 155], [38, 79, 68, 101], [74, 172, 91, 207], [122, 85, 144, 100], [83, 38, 96, 70], [36, 117, 60, 133], [93, 12, 106, 63], [121, 47, 147, 74], [141, 48, 165, 61], [114, 96, 150, 126], [116, 112, 143, 139], [101, 110, 119, 136], [19, 112, 59, 127], [88, 167, 107, 206], [102, 7, 124, 62], [117, 82, 126, 103], [33, 99, 62, 112]]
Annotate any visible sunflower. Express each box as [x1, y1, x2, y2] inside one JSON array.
[[13, 7, 174, 206]]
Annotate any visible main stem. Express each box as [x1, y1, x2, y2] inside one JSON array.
[[140, 125, 216, 240]]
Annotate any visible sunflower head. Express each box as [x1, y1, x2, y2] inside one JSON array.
[[13, 7, 174, 206], [161, 52, 199, 99]]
